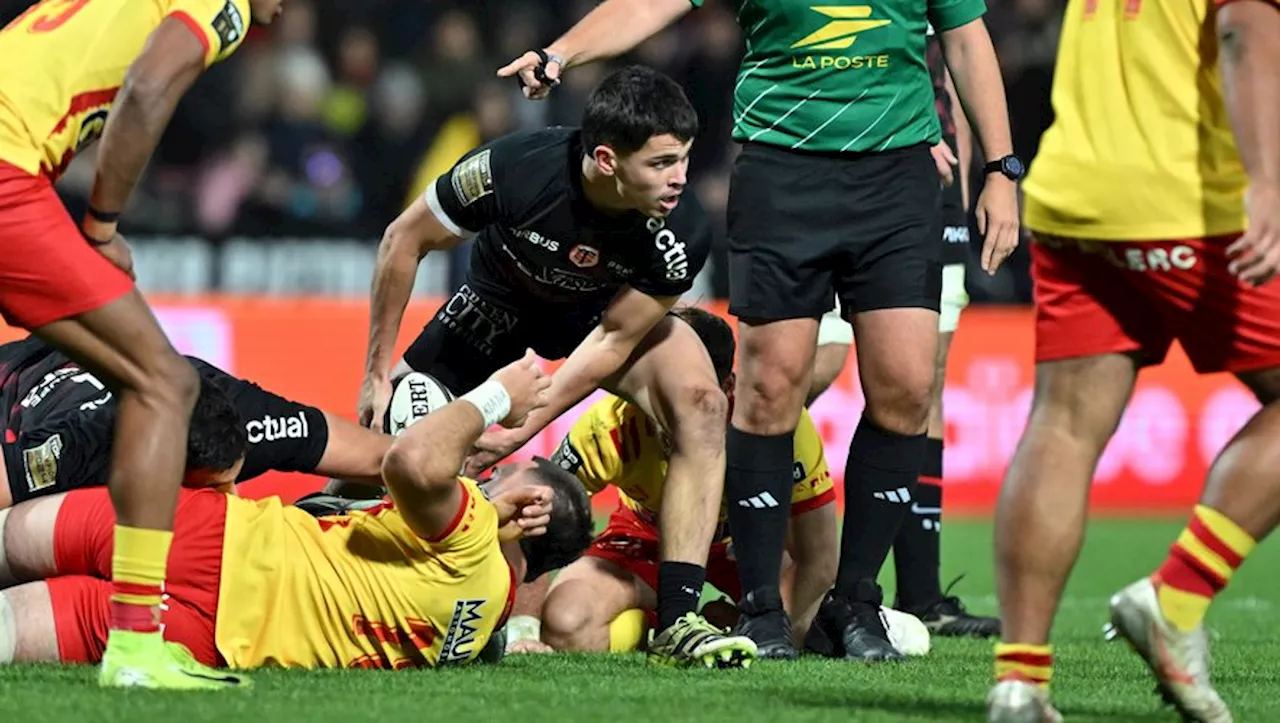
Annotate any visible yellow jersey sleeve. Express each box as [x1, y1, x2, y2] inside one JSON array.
[[790, 409, 835, 515], [162, 0, 250, 67], [554, 402, 624, 495]]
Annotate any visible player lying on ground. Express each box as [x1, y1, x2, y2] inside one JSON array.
[[804, 26, 998, 640], [0, 352, 593, 672], [358, 65, 754, 667], [0, 337, 390, 509], [500, 0, 1019, 662], [988, 1, 1280, 721], [0, 0, 280, 689], [505, 308, 836, 655]]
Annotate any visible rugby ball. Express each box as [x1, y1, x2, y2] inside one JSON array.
[[881, 606, 931, 657], [384, 371, 456, 436]]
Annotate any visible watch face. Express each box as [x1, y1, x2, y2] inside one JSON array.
[[1004, 156, 1026, 179]]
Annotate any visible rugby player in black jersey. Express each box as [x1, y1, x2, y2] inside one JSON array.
[[0, 337, 388, 510], [357, 66, 755, 669]]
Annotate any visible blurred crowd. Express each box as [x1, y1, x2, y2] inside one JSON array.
[[1, 0, 1063, 303]]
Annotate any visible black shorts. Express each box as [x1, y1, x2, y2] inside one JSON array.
[[402, 281, 605, 395], [726, 141, 943, 322]]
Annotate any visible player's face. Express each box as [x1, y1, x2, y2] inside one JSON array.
[[248, 0, 285, 24], [610, 134, 692, 218], [482, 459, 538, 494]]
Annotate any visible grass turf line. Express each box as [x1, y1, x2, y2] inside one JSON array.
[[2, 518, 1276, 722]]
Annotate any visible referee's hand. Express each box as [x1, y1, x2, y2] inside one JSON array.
[[975, 176, 1020, 275], [930, 142, 957, 187], [498, 50, 563, 100]]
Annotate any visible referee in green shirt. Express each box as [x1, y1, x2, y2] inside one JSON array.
[[502, 0, 1021, 662]]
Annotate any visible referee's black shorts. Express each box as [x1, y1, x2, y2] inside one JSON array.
[[726, 141, 942, 322]]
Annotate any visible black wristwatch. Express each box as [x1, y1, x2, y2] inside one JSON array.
[[983, 154, 1026, 181]]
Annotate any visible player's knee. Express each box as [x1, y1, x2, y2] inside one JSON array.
[[863, 371, 932, 435], [136, 353, 200, 409], [1022, 356, 1138, 453], [736, 362, 810, 431], [541, 594, 602, 652]]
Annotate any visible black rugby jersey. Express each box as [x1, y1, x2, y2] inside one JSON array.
[[428, 127, 713, 307], [0, 339, 328, 499]]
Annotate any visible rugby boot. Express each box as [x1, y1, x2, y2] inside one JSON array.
[[899, 576, 1001, 638], [647, 611, 757, 669], [1107, 577, 1232, 723], [733, 587, 798, 660], [804, 580, 903, 662], [986, 679, 1063, 723], [100, 632, 250, 690]]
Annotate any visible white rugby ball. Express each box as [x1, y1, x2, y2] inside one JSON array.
[[384, 371, 456, 437], [881, 606, 931, 657]]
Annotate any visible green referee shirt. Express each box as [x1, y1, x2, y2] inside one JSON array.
[[692, 0, 986, 154]]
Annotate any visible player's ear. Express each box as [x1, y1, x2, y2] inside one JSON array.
[[592, 145, 619, 176]]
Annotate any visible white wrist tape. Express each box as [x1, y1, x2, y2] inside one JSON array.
[[461, 380, 512, 428]]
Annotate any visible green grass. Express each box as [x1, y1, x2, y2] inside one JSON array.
[[3, 519, 1277, 722]]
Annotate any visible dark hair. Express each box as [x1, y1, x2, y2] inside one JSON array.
[[187, 379, 247, 473], [672, 307, 735, 386], [581, 65, 699, 156], [518, 457, 594, 582]]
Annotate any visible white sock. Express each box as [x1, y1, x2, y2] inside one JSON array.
[[0, 507, 10, 587], [0, 593, 15, 664]]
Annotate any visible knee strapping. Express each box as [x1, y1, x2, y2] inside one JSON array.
[[0, 593, 15, 664], [0, 507, 11, 586]]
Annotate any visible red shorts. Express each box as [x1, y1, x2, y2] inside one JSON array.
[[49, 488, 228, 667], [1032, 234, 1280, 373], [0, 160, 133, 329], [584, 505, 742, 620]]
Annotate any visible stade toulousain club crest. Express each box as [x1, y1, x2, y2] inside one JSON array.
[[568, 244, 600, 268]]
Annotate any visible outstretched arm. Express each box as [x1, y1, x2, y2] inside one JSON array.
[[497, 0, 695, 97]]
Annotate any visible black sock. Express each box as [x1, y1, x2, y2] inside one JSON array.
[[657, 561, 706, 630], [893, 437, 944, 609], [724, 426, 796, 608], [834, 416, 927, 601]]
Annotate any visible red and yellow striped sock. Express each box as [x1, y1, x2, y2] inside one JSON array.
[[1153, 504, 1256, 632], [994, 642, 1053, 689], [109, 526, 172, 634]]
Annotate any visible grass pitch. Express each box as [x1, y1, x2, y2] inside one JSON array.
[[3, 518, 1277, 722]]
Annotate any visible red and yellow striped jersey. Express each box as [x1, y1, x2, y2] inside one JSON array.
[[0, 0, 250, 178], [1023, 0, 1269, 241], [215, 478, 516, 670]]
